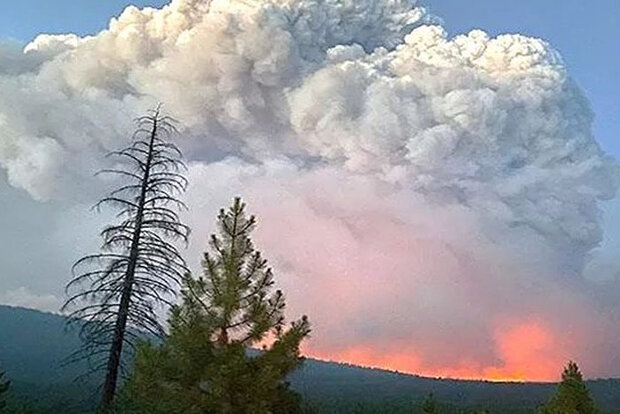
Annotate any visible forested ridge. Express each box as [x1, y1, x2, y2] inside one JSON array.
[[1, 305, 619, 413]]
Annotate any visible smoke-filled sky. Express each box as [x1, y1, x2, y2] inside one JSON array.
[[1, 0, 620, 382]]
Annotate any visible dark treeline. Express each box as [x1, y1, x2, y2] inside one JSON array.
[[1, 314, 619, 414]]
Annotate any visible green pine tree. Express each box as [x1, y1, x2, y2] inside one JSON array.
[[122, 198, 311, 414], [0, 368, 10, 412], [421, 392, 439, 414], [540, 361, 598, 414]]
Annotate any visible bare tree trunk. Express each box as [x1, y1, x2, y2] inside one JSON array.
[[63, 107, 188, 412], [100, 116, 158, 413]]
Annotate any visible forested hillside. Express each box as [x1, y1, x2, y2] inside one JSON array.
[[1, 305, 619, 413]]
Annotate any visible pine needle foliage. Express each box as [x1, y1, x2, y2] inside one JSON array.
[[422, 392, 439, 414], [186, 197, 292, 346], [62, 107, 190, 411], [0, 368, 9, 411], [540, 361, 598, 414], [122, 198, 311, 414]]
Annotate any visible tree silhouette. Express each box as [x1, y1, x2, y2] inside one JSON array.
[[0, 367, 9, 411], [123, 198, 311, 413], [422, 392, 439, 413], [63, 107, 189, 412], [541, 361, 598, 414]]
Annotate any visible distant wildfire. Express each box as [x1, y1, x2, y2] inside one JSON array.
[[305, 321, 569, 382]]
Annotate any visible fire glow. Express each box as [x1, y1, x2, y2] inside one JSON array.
[[305, 321, 567, 382]]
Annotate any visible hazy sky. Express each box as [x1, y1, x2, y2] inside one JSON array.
[[1, 0, 619, 381]]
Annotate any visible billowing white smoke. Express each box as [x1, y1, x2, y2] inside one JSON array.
[[1, 0, 618, 379]]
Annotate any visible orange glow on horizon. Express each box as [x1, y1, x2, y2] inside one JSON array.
[[304, 321, 567, 382]]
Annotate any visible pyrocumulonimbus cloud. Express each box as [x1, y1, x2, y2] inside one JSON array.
[[1, 0, 619, 380]]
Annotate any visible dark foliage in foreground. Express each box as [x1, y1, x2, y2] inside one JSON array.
[[0, 367, 10, 411], [540, 361, 598, 413], [422, 392, 440, 413], [121, 198, 311, 413]]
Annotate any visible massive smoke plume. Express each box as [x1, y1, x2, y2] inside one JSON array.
[[1, 0, 619, 380]]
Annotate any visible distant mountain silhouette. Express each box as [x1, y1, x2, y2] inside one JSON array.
[[1, 305, 619, 413]]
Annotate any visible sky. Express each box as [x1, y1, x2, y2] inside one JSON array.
[[1, 0, 619, 381]]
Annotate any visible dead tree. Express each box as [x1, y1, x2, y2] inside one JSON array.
[[63, 107, 190, 412]]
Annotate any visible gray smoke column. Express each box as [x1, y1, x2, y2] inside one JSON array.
[[1, 0, 619, 380]]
